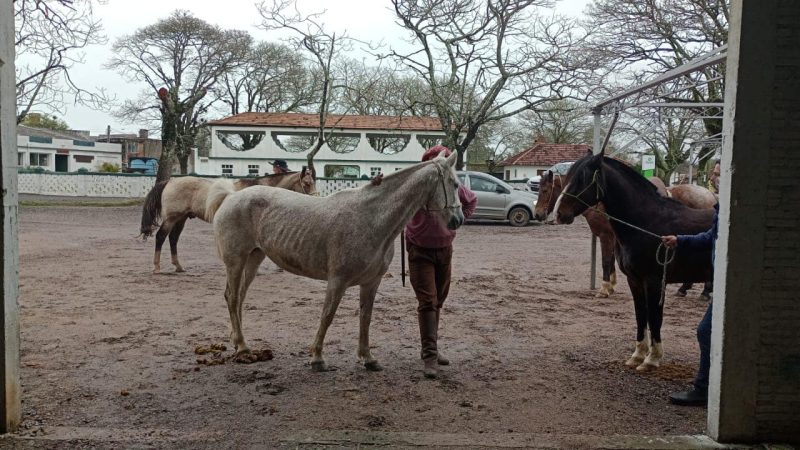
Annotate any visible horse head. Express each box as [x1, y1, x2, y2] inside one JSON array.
[[533, 170, 559, 221], [298, 166, 319, 196], [556, 151, 605, 224], [428, 152, 464, 230]]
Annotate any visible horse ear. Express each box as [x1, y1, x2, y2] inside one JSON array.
[[445, 151, 457, 167], [301, 166, 307, 177], [545, 170, 553, 181]]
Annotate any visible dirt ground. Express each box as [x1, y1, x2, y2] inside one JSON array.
[[14, 204, 711, 446]]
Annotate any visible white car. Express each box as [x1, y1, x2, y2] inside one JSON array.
[[457, 171, 539, 227]]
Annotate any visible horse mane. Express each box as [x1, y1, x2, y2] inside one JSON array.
[[601, 157, 663, 198]]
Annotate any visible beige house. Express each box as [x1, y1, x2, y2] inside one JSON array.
[[196, 112, 451, 178]]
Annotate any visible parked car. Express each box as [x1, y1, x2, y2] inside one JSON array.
[[526, 175, 541, 192], [457, 171, 538, 227], [549, 161, 575, 175], [126, 157, 159, 175]]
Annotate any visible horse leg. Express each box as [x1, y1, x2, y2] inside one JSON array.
[[637, 279, 665, 372], [358, 279, 383, 372], [231, 250, 266, 363], [310, 279, 347, 372], [596, 235, 616, 297], [168, 217, 187, 272], [625, 279, 650, 367], [700, 281, 713, 301], [676, 282, 691, 297], [223, 258, 249, 355], [152, 222, 172, 274]]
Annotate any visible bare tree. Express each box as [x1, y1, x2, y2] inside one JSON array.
[[638, 117, 703, 183], [515, 99, 593, 145], [258, 0, 380, 174], [584, 0, 728, 171], [386, 0, 596, 169], [107, 10, 250, 178], [217, 41, 316, 116], [14, 0, 109, 123]]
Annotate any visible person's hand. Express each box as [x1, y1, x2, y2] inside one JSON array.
[[661, 235, 678, 248]]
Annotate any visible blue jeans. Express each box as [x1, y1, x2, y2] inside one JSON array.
[[694, 302, 713, 393]]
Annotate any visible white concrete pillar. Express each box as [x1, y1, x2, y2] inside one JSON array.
[[0, 0, 22, 433], [710, 0, 800, 442]]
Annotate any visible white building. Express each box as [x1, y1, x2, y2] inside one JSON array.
[[17, 125, 122, 172], [195, 112, 454, 178]]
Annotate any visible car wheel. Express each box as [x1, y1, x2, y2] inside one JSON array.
[[508, 207, 530, 227]]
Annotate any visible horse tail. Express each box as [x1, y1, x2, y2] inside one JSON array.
[[140, 180, 169, 239], [205, 179, 236, 222]]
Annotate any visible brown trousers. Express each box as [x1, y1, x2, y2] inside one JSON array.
[[408, 243, 453, 312]]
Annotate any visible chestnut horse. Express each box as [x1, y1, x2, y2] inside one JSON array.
[[555, 153, 714, 372], [140, 169, 317, 273], [534, 171, 716, 298], [205, 153, 463, 371]]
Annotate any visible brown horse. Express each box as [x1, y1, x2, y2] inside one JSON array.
[[534, 171, 618, 297], [533, 171, 716, 298], [140, 168, 317, 273]]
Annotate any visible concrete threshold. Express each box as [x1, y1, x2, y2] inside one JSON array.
[[1, 426, 777, 449]]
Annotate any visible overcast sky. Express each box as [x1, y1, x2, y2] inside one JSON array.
[[55, 0, 590, 136]]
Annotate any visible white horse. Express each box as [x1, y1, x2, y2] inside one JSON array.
[[205, 153, 464, 371]]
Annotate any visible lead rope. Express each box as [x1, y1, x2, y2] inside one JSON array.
[[561, 172, 676, 306]]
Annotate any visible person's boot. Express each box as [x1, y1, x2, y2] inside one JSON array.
[[418, 310, 439, 378], [669, 387, 707, 406], [435, 310, 449, 366]]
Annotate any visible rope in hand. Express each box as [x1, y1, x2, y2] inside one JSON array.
[[560, 173, 676, 306]]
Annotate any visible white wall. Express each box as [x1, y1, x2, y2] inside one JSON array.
[[17, 135, 121, 172]]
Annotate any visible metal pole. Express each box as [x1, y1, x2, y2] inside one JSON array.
[[589, 111, 603, 290]]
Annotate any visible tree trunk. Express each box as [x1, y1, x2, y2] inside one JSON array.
[[178, 153, 189, 174]]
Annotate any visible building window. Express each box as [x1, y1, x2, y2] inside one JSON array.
[[247, 164, 260, 175], [127, 142, 138, 153], [505, 170, 510, 180], [324, 164, 360, 178], [221, 164, 233, 175], [370, 167, 382, 177], [18, 153, 24, 166], [73, 155, 94, 163], [216, 130, 266, 151], [30, 153, 49, 167]]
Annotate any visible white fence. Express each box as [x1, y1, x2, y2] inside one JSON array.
[[18, 173, 533, 198]]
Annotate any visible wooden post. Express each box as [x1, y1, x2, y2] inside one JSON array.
[[0, 0, 21, 433]]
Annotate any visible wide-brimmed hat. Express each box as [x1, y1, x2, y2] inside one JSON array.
[[270, 159, 289, 171]]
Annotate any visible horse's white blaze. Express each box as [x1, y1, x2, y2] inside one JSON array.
[[552, 182, 570, 221]]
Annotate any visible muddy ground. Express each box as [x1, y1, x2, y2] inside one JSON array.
[[14, 204, 710, 446]]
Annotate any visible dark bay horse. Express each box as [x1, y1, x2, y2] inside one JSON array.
[[555, 152, 714, 372], [140, 169, 317, 273], [535, 171, 717, 299]]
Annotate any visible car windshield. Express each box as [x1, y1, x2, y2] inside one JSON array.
[[549, 161, 574, 175]]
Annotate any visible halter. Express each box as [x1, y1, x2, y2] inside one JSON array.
[[423, 163, 459, 213]]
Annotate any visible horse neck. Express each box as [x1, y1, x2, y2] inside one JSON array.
[[599, 163, 668, 238], [361, 163, 441, 236]]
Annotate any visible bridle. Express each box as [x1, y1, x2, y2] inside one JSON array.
[[423, 163, 460, 213]]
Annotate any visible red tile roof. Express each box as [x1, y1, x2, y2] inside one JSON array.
[[207, 112, 444, 132], [499, 141, 592, 167]]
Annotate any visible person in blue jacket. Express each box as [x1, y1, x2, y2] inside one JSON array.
[[660, 160, 721, 406]]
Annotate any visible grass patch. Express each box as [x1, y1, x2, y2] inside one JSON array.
[[20, 199, 144, 207]]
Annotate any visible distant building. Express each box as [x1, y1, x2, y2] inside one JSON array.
[[17, 125, 121, 172], [498, 136, 591, 180], [196, 112, 452, 177], [92, 129, 164, 170]]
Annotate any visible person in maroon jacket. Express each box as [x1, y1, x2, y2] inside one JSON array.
[[405, 145, 477, 378]]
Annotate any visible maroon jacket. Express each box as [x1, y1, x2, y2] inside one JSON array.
[[405, 184, 477, 249]]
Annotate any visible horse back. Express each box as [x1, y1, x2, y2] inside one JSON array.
[[161, 177, 214, 220]]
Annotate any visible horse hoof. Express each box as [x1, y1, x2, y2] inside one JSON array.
[[311, 361, 336, 372], [234, 352, 259, 364], [175, 267, 185, 273], [636, 362, 659, 372], [595, 291, 609, 298], [625, 356, 644, 367], [364, 361, 383, 372]]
